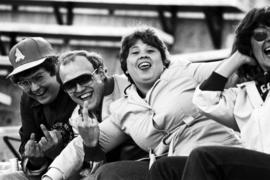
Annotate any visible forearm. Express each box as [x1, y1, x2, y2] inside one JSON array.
[[44, 136, 85, 180], [200, 72, 228, 91], [215, 52, 246, 78], [42, 168, 64, 180]]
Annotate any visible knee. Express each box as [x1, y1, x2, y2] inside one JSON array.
[[94, 162, 132, 180], [189, 146, 221, 165], [190, 146, 213, 158], [94, 161, 148, 180], [149, 157, 187, 180]]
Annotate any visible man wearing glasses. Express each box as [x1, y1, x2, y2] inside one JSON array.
[[0, 37, 77, 180], [43, 50, 146, 180]]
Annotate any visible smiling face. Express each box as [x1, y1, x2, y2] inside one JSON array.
[[59, 55, 104, 110], [18, 68, 60, 104], [251, 25, 270, 71], [126, 40, 164, 93]]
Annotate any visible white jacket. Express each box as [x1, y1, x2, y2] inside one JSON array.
[[193, 81, 270, 154], [43, 74, 129, 180], [84, 59, 241, 161]]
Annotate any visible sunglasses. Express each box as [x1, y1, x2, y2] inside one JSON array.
[[63, 69, 97, 93], [253, 28, 270, 42]]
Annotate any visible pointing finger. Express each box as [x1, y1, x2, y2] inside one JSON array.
[[30, 133, 36, 141], [40, 124, 53, 142], [82, 101, 90, 123]]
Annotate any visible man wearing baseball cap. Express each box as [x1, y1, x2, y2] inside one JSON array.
[[0, 37, 76, 180]]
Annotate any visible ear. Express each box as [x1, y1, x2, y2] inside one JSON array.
[[96, 67, 106, 81]]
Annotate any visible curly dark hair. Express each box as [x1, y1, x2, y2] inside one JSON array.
[[56, 50, 104, 85], [233, 6, 270, 81], [119, 27, 170, 84], [11, 56, 58, 83]]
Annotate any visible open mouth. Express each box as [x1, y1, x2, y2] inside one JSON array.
[[264, 47, 270, 56], [78, 91, 93, 101], [138, 61, 151, 70], [33, 89, 46, 97]]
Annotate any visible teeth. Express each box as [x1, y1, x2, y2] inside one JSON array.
[[265, 47, 270, 51], [138, 62, 151, 70], [264, 47, 270, 55], [264, 47, 270, 52], [80, 92, 92, 99], [35, 89, 45, 96]]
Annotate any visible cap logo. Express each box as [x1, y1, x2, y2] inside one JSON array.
[[15, 48, 25, 63]]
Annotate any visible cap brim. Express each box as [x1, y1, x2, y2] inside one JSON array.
[[7, 57, 47, 77]]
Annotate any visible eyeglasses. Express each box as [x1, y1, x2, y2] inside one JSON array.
[[17, 74, 47, 90], [253, 28, 270, 42], [63, 69, 97, 93]]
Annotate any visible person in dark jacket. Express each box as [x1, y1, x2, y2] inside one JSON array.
[[0, 37, 76, 180]]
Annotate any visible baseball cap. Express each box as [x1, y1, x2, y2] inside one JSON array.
[[7, 37, 55, 77]]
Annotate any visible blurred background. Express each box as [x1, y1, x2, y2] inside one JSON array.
[[0, 0, 268, 161]]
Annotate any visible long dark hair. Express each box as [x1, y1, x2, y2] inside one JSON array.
[[233, 7, 270, 82]]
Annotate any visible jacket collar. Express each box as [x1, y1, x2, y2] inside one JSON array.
[[238, 81, 263, 108]]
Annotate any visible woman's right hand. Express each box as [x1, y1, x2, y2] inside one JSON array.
[[215, 50, 256, 78], [233, 50, 256, 66], [77, 101, 100, 147]]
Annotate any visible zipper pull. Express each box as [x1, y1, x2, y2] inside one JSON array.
[[149, 148, 156, 169]]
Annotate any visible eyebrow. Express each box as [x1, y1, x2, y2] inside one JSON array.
[[130, 45, 139, 49], [20, 71, 45, 80]]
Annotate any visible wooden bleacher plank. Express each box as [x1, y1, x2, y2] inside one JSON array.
[[0, 55, 11, 76], [0, 0, 247, 49], [0, 0, 248, 12], [0, 55, 10, 66], [0, 23, 174, 46], [0, 92, 12, 106], [0, 126, 19, 135]]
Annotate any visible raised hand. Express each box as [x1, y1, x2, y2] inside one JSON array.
[[24, 133, 44, 158], [38, 124, 63, 152], [215, 50, 257, 78], [233, 50, 256, 66], [24, 133, 45, 166], [77, 101, 100, 147]]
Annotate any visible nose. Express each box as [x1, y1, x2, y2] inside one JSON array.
[[30, 82, 40, 92], [75, 83, 85, 92], [139, 54, 149, 59]]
